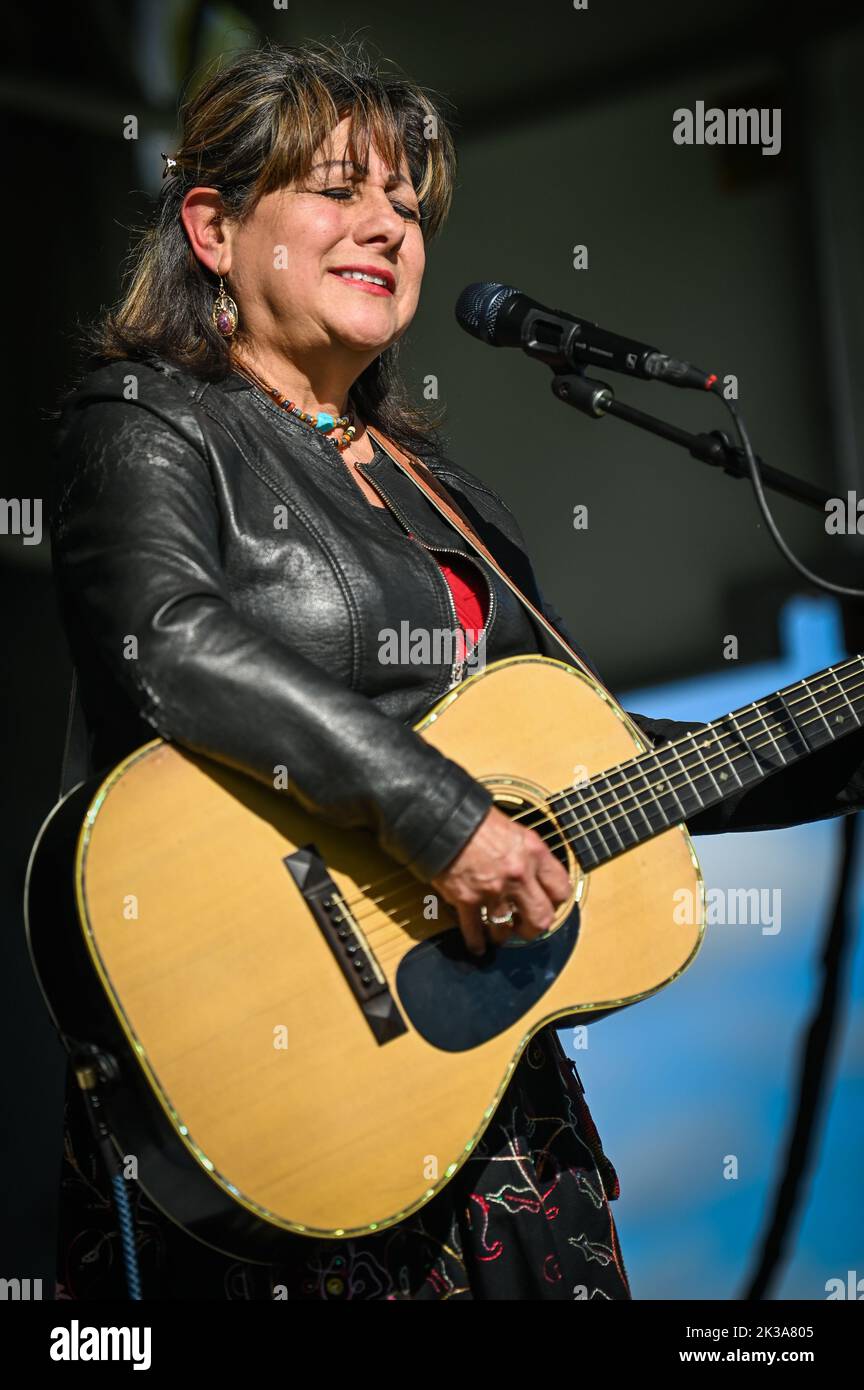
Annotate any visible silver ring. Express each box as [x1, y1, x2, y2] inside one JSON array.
[[481, 904, 517, 927]]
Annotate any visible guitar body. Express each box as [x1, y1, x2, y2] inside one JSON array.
[[26, 655, 703, 1259]]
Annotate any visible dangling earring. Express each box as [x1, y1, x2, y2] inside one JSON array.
[[212, 273, 238, 338]]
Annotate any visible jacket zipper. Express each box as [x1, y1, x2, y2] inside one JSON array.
[[359, 473, 497, 689], [411, 536, 496, 687]]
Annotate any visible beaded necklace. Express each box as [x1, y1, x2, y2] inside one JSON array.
[[232, 358, 358, 452]]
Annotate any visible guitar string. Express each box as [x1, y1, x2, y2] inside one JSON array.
[[363, 769, 864, 974], [339, 655, 864, 918], [349, 669, 864, 939], [343, 669, 864, 942], [362, 680, 864, 968], [488, 659, 864, 842], [341, 661, 861, 922], [366, 675, 864, 962]]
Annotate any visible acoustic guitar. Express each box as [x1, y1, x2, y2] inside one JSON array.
[[24, 651, 864, 1260]]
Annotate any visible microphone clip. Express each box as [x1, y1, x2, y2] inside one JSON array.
[[551, 373, 615, 418]]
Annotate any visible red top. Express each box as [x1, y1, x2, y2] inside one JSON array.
[[401, 525, 488, 665], [435, 553, 487, 664]]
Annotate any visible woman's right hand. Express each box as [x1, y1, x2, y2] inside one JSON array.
[[429, 804, 572, 956]]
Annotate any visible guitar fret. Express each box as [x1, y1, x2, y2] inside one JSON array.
[[749, 699, 788, 769], [728, 711, 763, 778], [687, 730, 724, 799], [623, 763, 671, 838], [587, 777, 630, 854], [608, 765, 655, 839], [747, 700, 815, 768], [825, 666, 861, 732], [664, 738, 707, 812], [777, 684, 828, 754], [577, 784, 611, 864], [711, 724, 746, 791], [594, 774, 639, 849], [801, 675, 834, 743], [556, 790, 603, 869], [647, 751, 689, 822], [760, 695, 808, 761]]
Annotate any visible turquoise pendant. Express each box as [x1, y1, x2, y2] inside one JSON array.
[[314, 413, 336, 432]]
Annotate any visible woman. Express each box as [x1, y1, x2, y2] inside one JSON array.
[[50, 39, 864, 1301]]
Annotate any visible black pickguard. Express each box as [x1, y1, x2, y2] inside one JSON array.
[[395, 906, 581, 1050]]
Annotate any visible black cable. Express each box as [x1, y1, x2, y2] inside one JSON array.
[[718, 390, 864, 600], [740, 810, 861, 1299]]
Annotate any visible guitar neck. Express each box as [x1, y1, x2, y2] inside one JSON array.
[[552, 655, 864, 870]]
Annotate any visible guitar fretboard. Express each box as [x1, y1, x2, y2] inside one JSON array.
[[550, 656, 864, 869]]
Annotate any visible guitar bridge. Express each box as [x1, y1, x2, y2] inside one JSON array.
[[283, 844, 408, 1045]]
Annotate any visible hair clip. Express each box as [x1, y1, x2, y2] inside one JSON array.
[[161, 153, 178, 179]]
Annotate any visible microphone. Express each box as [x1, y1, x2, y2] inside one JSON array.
[[455, 282, 718, 391]]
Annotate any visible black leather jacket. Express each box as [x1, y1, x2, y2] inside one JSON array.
[[50, 357, 864, 879]]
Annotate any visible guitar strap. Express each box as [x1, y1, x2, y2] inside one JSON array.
[[367, 425, 613, 697]]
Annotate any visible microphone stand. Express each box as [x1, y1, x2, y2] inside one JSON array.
[[551, 372, 830, 513]]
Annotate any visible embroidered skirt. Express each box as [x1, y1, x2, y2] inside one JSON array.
[[54, 1028, 631, 1301]]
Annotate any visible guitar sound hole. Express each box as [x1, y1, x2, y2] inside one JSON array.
[[494, 794, 570, 870]]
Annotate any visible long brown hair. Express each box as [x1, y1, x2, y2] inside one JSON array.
[[79, 37, 459, 455]]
